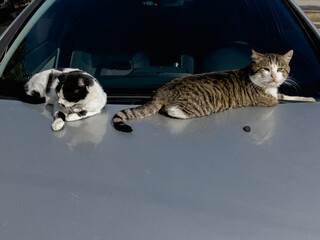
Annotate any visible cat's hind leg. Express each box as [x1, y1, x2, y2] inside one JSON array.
[[165, 106, 191, 119]]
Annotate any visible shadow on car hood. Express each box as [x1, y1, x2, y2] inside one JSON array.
[[1, 100, 320, 239]]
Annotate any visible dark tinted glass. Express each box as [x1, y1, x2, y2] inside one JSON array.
[[1, 0, 320, 100]]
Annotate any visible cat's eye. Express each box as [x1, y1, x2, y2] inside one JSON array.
[[278, 68, 289, 73], [262, 68, 270, 72]]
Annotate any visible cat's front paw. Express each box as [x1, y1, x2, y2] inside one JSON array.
[[305, 97, 316, 102], [52, 118, 65, 131]]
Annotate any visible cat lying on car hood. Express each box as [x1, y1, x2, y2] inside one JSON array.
[[51, 70, 107, 131], [25, 68, 107, 131]]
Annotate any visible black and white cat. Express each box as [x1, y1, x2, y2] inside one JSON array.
[[24, 68, 79, 104], [51, 70, 107, 131], [25, 68, 107, 131]]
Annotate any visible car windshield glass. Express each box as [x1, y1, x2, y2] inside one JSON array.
[[1, 0, 320, 101]]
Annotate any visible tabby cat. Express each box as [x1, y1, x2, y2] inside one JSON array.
[[113, 50, 315, 132]]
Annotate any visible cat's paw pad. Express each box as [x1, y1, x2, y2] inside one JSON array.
[[52, 118, 65, 131]]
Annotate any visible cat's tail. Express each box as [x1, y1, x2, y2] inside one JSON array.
[[112, 100, 163, 132]]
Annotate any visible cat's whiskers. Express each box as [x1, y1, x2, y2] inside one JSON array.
[[283, 76, 300, 92]]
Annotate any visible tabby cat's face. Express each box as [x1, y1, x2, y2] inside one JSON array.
[[249, 50, 293, 90]]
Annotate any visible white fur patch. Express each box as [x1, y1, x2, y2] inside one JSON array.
[[25, 69, 51, 98], [265, 88, 278, 98], [167, 106, 189, 119], [66, 113, 82, 121]]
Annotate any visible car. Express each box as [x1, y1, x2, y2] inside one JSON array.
[[1, 0, 320, 239]]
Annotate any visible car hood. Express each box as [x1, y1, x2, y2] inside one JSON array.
[[1, 100, 320, 239]]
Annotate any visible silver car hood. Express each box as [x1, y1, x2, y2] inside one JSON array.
[[1, 100, 320, 239]]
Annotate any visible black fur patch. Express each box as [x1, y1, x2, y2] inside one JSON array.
[[57, 71, 94, 103], [19, 93, 45, 104], [31, 90, 40, 98], [45, 72, 54, 94], [55, 79, 63, 94], [78, 110, 87, 117], [57, 111, 66, 121]]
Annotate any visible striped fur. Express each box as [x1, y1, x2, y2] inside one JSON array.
[[113, 49, 314, 132]]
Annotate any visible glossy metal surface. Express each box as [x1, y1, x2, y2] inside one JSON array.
[[1, 100, 320, 239]]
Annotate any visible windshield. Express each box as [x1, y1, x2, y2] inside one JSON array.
[[1, 0, 320, 102]]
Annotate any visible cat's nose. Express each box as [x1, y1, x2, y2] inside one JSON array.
[[271, 72, 277, 80]]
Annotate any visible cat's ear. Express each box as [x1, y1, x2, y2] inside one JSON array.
[[58, 73, 67, 84], [251, 49, 264, 61], [78, 77, 86, 87], [283, 50, 293, 63], [78, 76, 94, 91]]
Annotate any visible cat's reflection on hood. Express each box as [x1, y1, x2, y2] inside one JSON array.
[[38, 104, 107, 154], [22, 103, 108, 154], [155, 107, 276, 145], [54, 110, 108, 154]]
